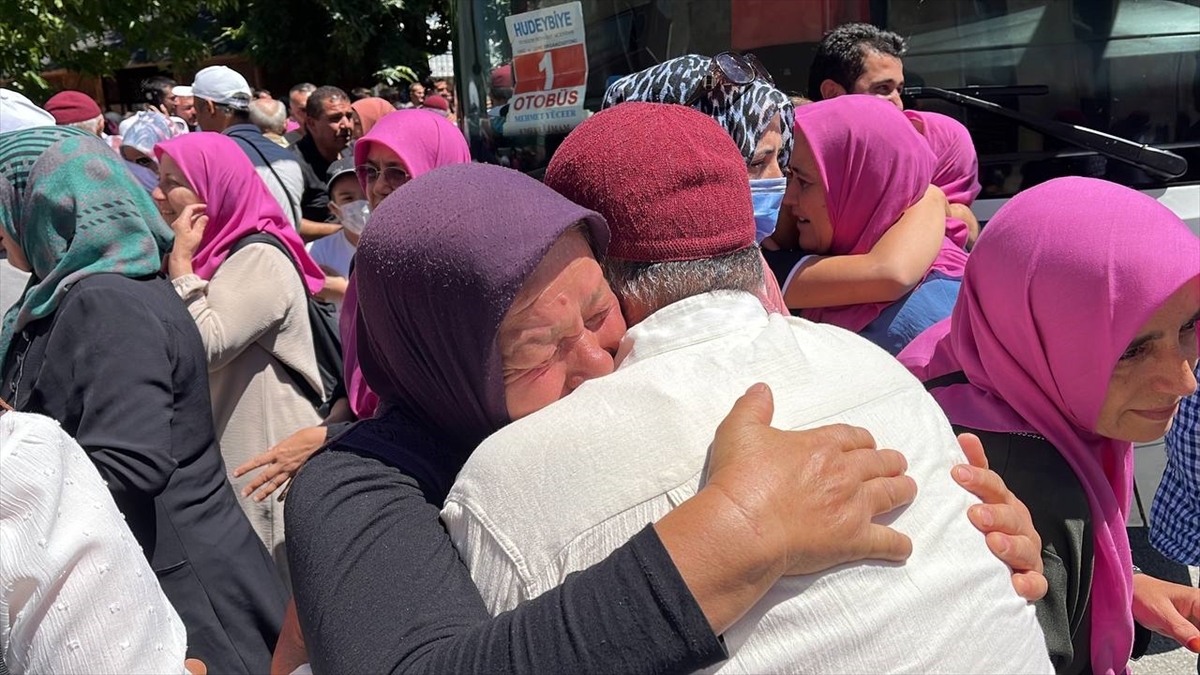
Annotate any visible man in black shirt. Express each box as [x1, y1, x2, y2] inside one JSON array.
[[291, 86, 354, 224]]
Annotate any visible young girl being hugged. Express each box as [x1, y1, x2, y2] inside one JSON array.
[[771, 95, 967, 354]]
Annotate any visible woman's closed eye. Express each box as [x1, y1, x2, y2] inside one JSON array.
[[584, 305, 612, 332], [505, 346, 557, 374], [1119, 341, 1150, 362], [1119, 310, 1200, 363], [783, 166, 810, 187], [1181, 314, 1199, 335]]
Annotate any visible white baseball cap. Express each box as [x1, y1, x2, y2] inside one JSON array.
[[172, 85, 193, 97], [191, 66, 252, 110]]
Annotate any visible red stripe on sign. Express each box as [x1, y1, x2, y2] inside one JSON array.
[[513, 44, 587, 94]]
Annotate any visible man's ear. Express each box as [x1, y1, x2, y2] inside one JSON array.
[[818, 79, 847, 101]]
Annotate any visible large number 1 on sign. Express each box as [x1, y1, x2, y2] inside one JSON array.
[[538, 51, 554, 90]]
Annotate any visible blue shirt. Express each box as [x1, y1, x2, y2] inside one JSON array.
[[858, 270, 962, 356], [1149, 366, 1200, 565]]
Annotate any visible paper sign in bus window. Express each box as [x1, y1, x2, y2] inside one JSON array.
[[504, 2, 588, 135]]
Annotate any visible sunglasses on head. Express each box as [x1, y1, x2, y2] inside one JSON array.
[[355, 164, 411, 189], [684, 52, 774, 107]]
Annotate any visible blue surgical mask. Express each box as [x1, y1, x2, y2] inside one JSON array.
[[749, 177, 787, 243]]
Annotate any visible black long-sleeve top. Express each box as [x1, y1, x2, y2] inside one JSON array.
[[1, 273, 287, 673], [285, 444, 727, 674]]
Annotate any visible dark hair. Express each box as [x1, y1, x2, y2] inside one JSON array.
[[253, 88, 272, 99], [140, 76, 177, 106], [377, 86, 402, 105], [289, 82, 317, 98], [305, 86, 350, 120], [489, 85, 514, 104], [807, 23, 907, 101], [349, 87, 373, 102]]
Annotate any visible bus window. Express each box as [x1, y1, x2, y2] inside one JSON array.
[[895, 0, 1200, 196], [454, 0, 1198, 194]]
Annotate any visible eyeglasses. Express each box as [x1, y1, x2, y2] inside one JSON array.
[[355, 165, 411, 189], [684, 52, 774, 107]]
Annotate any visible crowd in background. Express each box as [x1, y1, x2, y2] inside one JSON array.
[[0, 21, 1197, 675]]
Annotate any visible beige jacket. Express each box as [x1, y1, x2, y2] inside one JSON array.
[[173, 242, 322, 579]]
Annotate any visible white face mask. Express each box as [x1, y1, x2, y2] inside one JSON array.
[[338, 199, 371, 236]]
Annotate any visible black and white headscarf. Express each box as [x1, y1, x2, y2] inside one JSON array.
[[602, 54, 794, 170]]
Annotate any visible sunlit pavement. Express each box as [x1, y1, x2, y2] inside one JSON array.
[[1130, 439, 1199, 674]]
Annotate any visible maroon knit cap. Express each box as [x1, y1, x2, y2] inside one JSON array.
[[544, 101, 754, 263], [422, 95, 450, 111], [44, 91, 102, 125]]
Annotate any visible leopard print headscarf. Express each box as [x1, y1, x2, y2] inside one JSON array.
[[602, 54, 793, 170]]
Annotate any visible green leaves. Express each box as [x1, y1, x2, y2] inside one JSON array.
[[374, 64, 419, 85], [0, 0, 450, 99], [0, 0, 237, 97], [226, 0, 451, 86]]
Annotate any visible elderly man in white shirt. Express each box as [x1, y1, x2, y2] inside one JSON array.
[[443, 102, 1053, 673]]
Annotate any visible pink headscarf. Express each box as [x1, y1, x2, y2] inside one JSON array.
[[795, 95, 968, 332], [155, 132, 324, 294], [342, 110, 471, 419], [351, 97, 396, 136], [905, 109, 981, 249], [899, 177, 1200, 675]]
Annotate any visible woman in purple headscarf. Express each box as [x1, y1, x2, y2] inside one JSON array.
[[278, 162, 932, 674], [776, 94, 967, 355], [899, 177, 1200, 674]]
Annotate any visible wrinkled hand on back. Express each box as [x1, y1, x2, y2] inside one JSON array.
[[705, 383, 917, 577]]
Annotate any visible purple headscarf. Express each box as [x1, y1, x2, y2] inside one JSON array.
[[344, 163, 609, 501], [899, 177, 1200, 674]]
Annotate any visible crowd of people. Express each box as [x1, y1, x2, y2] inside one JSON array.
[[0, 21, 1197, 675]]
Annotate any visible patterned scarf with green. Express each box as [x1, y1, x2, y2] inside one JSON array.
[[0, 126, 175, 369]]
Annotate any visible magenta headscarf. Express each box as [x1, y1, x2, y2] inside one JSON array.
[[905, 109, 981, 249], [155, 132, 324, 293], [899, 177, 1200, 675], [342, 110, 471, 419], [794, 95, 968, 332]]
